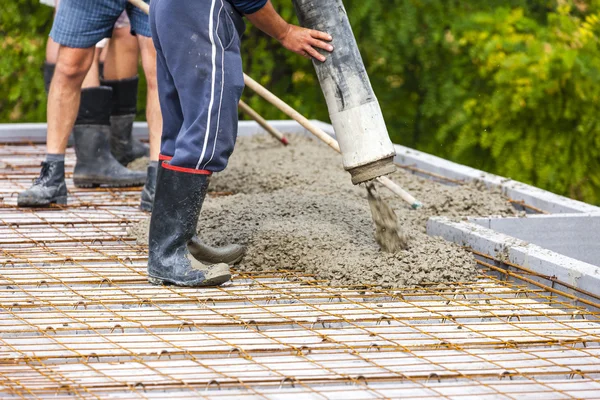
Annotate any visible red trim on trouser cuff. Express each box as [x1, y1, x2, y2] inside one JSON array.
[[159, 154, 173, 161], [163, 162, 211, 175]]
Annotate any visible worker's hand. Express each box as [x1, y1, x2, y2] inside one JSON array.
[[278, 24, 333, 62]]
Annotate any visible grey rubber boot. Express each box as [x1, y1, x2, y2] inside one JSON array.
[[101, 76, 149, 165], [72, 87, 147, 188], [147, 165, 232, 287], [140, 162, 157, 212], [42, 62, 55, 94], [188, 237, 246, 265], [17, 161, 67, 207]]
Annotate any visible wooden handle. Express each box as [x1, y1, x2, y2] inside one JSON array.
[[239, 100, 288, 146], [243, 74, 341, 153]]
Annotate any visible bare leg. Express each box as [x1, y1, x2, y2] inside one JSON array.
[[81, 47, 102, 89], [45, 37, 60, 64], [46, 46, 95, 154], [138, 35, 161, 162], [104, 27, 139, 80]]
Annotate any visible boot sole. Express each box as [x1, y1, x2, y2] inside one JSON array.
[[148, 265, 232, 287], [17, 195, 67, 208], [147, 272, 232, 287], [74, 178, 145, 188]]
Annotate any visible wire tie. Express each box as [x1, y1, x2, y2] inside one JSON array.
[[85, 353, 100, 363], [2, 261, 15, 268], [158, 349, 170, 360], [10, 303, 19, 311], [36, 280, 49, 288], [437, 341, 451, 349], [328, 294, 342, 303], [245, 319, 260, 331], [133, 382, 146, 392], [178, 321, 193, 332], [204, 298, 215, 307], [353, 375, 368, 386], [205, 380, 221, 392], [228, 348, 241, 358], [55, 384, 71, 396], [499, 371, 513, 380], [426, 373, 441, 383], [110, 324, 124, 334], [98, 278, 112, 288], [45, 326, 57, 334], [441, 314, 453, 324], [571, 311, 586, 320], [367, 343, 380, 352], [377, 316, 391, 326], [91, 239, 103, 246], [568, 369, 584, 379], [123, 256, 133, 264], [507, 314, 521, 322], [295, 346, 311, 356], [73, 301, 87, 310], [279, 377, 296, 389]]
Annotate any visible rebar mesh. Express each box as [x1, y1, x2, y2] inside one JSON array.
[[1, 144, 600, 399]]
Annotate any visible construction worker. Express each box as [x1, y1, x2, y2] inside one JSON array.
[[18, 0, 160, 209], [147, 0, 333, 287]]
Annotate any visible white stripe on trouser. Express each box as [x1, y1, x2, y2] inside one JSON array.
[[195, 0, 218, 170], [202, 0, 226, 170]]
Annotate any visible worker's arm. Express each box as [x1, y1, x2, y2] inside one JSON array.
[[233, 0, 333, 62]]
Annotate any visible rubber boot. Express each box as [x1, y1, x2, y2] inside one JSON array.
[[147, 165, 232, 287], [42, 62, 55, 94], [17, 161, 67, 207], [188, 237, 246, 265], [72, 87, 147, 188], [139, 162, 157, 212], [101, 76, 149, 165]]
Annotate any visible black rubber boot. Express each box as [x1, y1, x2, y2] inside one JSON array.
[[17, 161, 67, 207], [140, 162, 157, 212], [101, 76, 149, 165], [147, 166, 232, 287], [72, 87, 147, 188], [42, 62, 55, 94]]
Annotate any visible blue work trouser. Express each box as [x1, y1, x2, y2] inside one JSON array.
[[150, 0, 245, 172]]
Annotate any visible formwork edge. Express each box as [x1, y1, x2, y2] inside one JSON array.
[[427, 217, 600, 297]]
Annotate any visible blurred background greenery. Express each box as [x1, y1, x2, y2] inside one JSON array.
[[1, 0, 600, 204]]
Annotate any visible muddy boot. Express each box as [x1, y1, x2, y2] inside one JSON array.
[[42, 62, 55, 94], [17, 161, 67, 207], [147, 165, 231, 287], [140, 162, 157, 212], [101, 76, 149, 165], [72, 87, 147, 188]]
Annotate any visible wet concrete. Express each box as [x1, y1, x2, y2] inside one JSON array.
[[130, 134, 519, 288]]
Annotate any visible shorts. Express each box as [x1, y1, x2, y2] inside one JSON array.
[[50, 0, 149, 49]]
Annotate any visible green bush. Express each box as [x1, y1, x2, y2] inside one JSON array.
[[2, 0, 600, 205]]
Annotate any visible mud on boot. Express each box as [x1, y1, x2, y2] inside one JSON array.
[[147, 164, 232, 287], [17, 161, 67, 207], [72, 87, 146, 188], [101, 76, 149, 165], [140, 162, 158, 212]]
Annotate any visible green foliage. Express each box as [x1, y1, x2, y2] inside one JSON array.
[[0, 0, 52, 121], [2, 0, 600, 204]]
